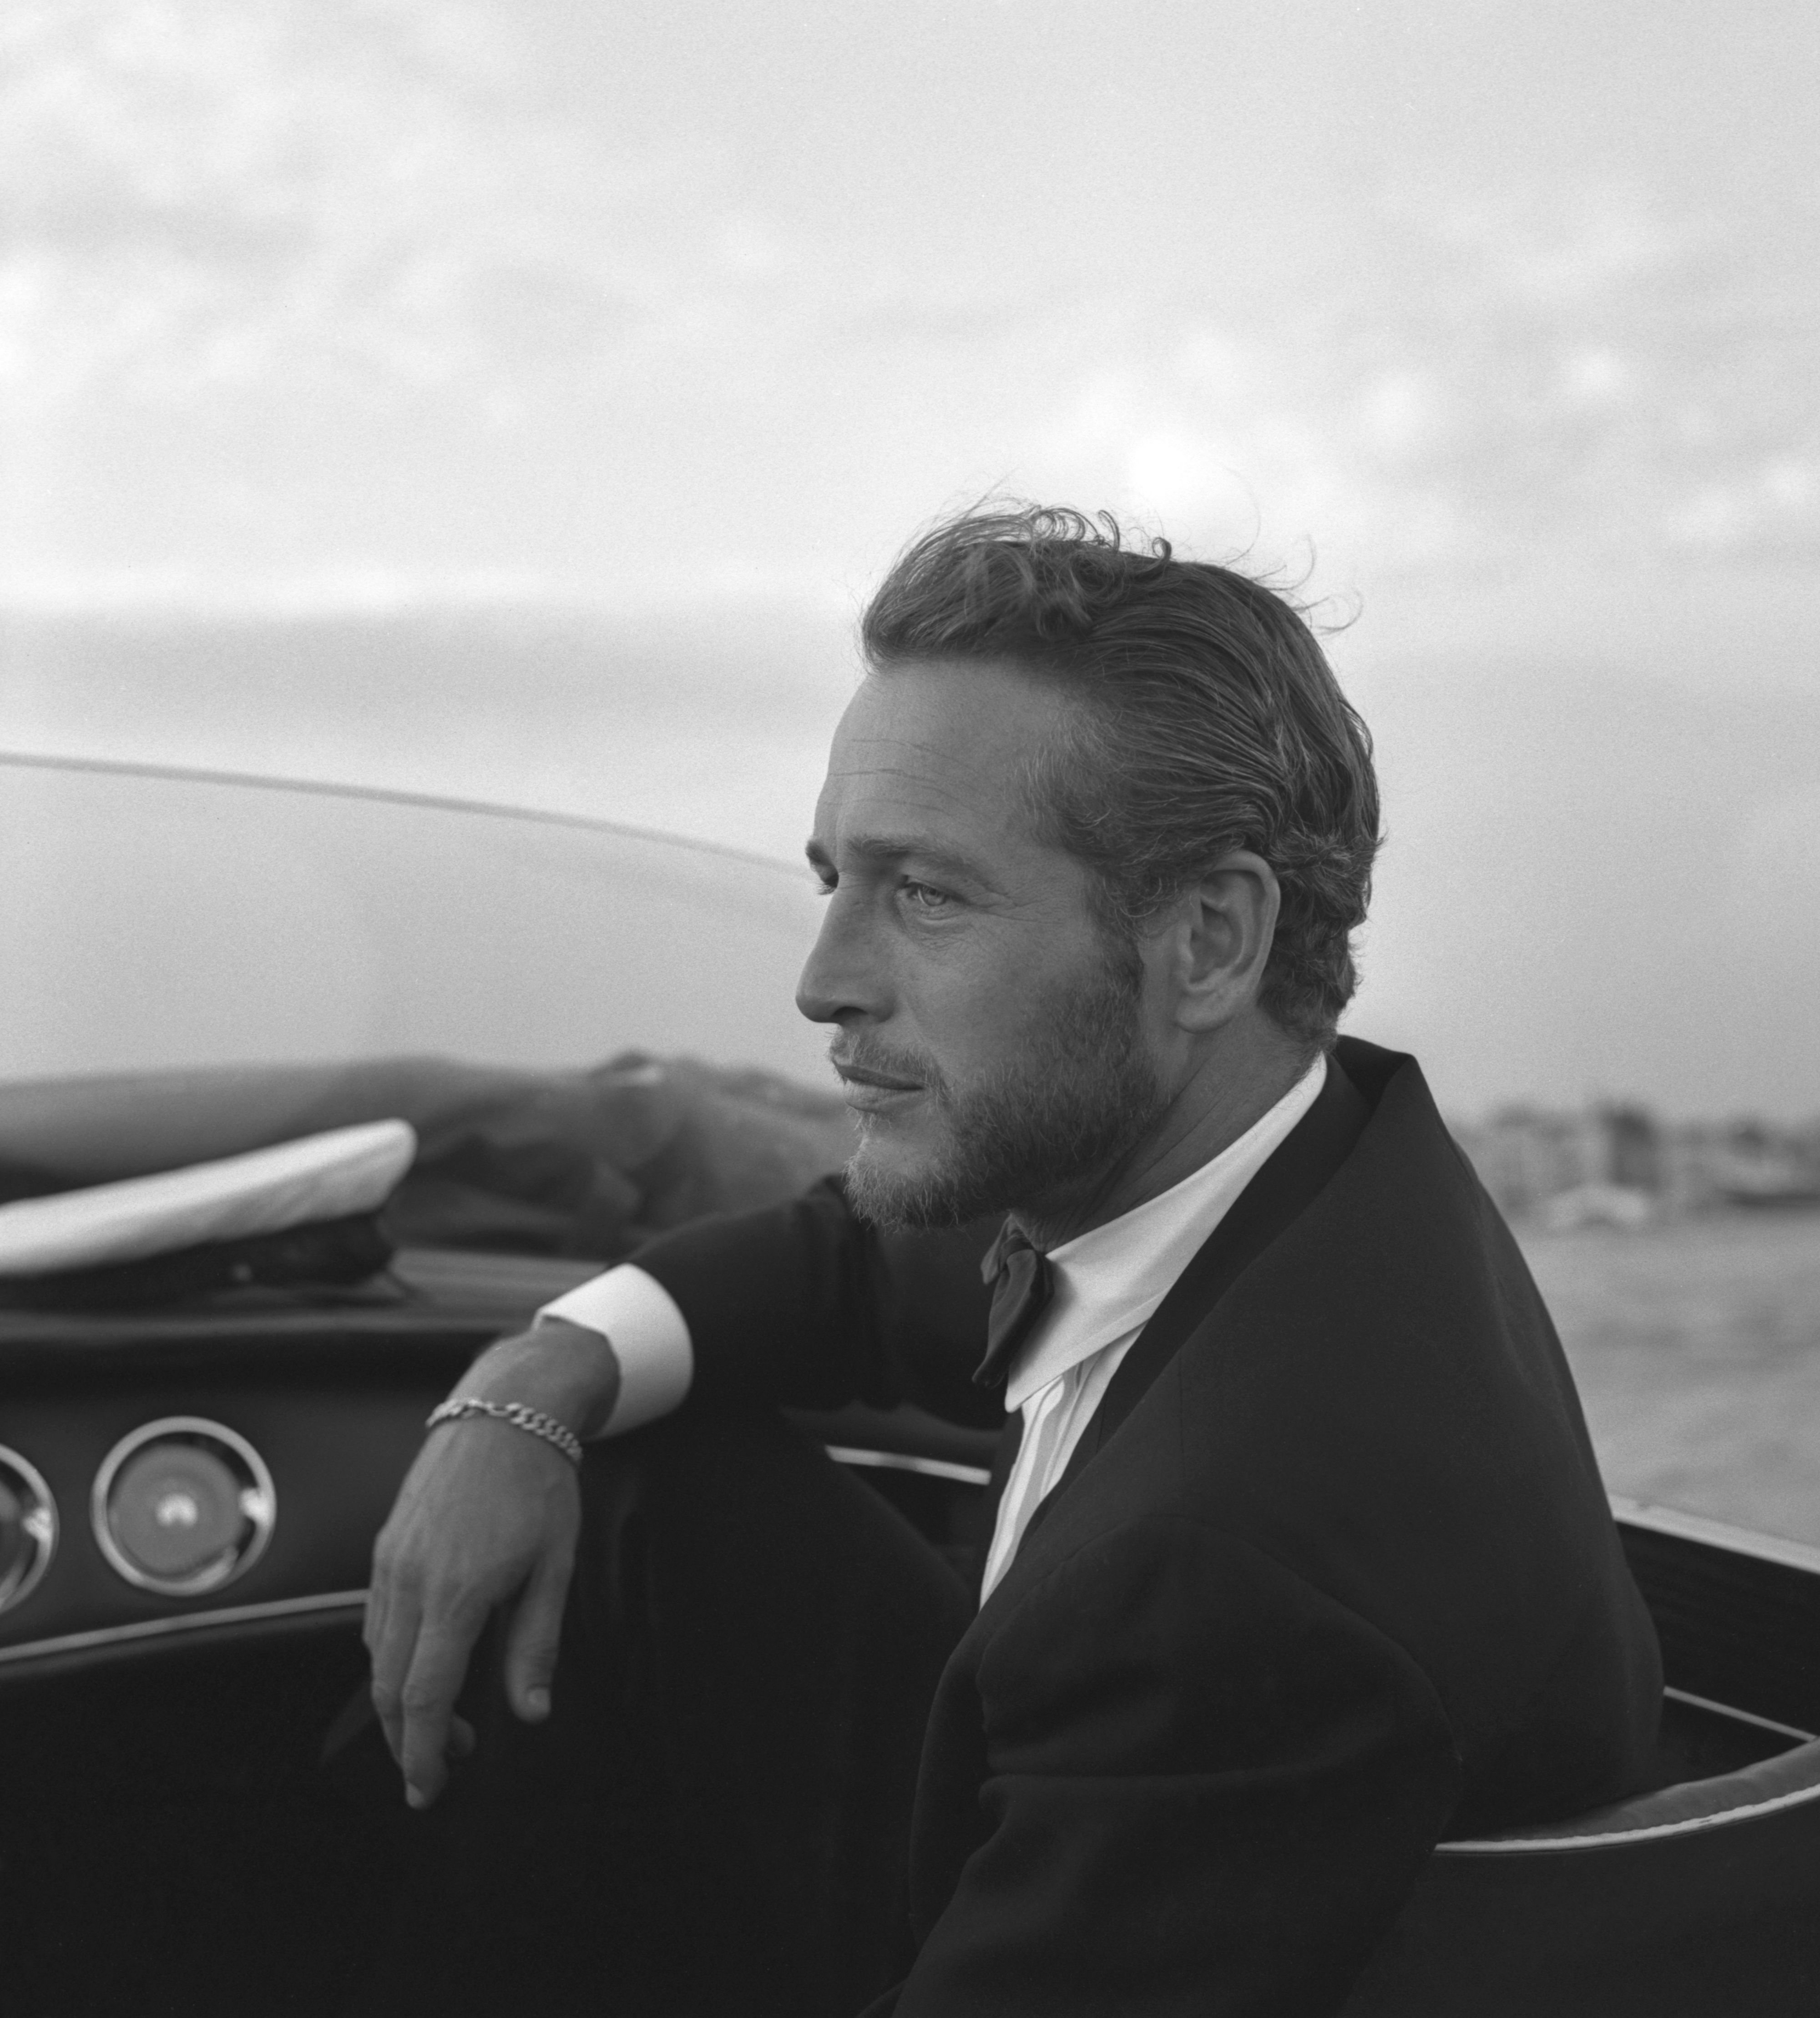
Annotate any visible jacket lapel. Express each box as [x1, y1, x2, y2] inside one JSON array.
[[1015, 1052, 1371, 1550]]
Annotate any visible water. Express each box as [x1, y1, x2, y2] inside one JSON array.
[[1519, 1213, 1820, 1547]]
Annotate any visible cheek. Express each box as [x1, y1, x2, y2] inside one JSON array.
[[905, 945, 1078, 1078]]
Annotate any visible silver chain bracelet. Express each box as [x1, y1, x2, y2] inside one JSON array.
[[425, 1396, 585, 1468]]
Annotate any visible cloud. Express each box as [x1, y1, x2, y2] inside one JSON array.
[[0, 0, 701, 412], [1008, 174, 1820, 581], [1, 7, 1815, 610], [1415, 181, 1688, 304]]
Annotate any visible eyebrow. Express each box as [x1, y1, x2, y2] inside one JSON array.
[[804, 834, 990, 885]]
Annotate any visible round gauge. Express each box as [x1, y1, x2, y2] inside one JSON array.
[[0, 1446, 57, 1616], [91, 1419, 275, 1597]]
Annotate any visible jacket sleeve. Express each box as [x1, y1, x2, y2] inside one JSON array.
[[628, 1174, 1003, 1429], [893, 1518, 1463, 2018]]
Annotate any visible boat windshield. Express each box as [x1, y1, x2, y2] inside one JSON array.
[[2, 756, 828, 1087], [0, 755, 854, 1265]]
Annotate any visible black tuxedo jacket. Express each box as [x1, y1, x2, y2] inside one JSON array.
[[632, 1038, 1663, 2016]]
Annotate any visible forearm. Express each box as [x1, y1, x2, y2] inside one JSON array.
[[634, 1178, 998, 1421], [450, 1179, 998, 1449]]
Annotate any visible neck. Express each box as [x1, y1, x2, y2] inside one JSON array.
[[1012, 1022, 1317, 1251]]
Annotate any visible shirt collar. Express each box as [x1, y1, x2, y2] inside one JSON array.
[[1004, 1052, 1329, 1411]]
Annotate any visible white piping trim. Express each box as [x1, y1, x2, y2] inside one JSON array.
[[1440, 1768, 1820, 1854], [825, 1446, 993, 1488], [0, 1588, 366, 1669]]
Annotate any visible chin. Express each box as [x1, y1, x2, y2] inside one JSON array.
[[842, 1133, 984, 1234]]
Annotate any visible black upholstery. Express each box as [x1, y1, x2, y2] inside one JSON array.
[[1342, 1732, 1820, 2015]]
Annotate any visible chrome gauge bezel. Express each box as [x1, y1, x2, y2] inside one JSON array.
[[91, 1417, 276, 1598], [0, 1446, 58, 1617]]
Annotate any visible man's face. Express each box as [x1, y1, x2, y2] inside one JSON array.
[[798, 657, 1167, 1230]]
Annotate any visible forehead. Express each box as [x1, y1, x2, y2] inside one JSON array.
[[814, 657, 1074, 862]]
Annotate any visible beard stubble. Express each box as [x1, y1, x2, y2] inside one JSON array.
[[839, 951, 1168, 1234]]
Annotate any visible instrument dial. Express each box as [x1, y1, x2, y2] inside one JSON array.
[[91, 1419, 275, 1597], [0, 1446, 57, 1616]]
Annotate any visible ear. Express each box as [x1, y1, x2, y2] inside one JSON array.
[[1164, 850, 1282, 1033]]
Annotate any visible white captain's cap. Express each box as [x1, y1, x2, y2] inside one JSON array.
[[0, 1119, 417, 1278]]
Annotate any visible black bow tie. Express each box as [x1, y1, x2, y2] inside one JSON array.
[[974, 1220, 1054, 1389]]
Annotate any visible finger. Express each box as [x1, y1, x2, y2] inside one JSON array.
[[503, 1534, 576, 1723], [368, 1581, 423, 1772], [398, 1614, 483, 1808], [364, 1523, 406, 1746], [362, 1563, 391, 1660]]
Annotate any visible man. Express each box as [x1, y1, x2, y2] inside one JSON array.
[[364, 506, 1662, 2016]]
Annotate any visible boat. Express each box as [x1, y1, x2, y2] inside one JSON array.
[[2, 753, 1816, 2015]]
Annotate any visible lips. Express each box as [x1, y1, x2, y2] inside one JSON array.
[[834, 1064, 922, 1093], [830, 1057, 925, 1113]]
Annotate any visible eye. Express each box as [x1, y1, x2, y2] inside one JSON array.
[[899, 878, 957, 915]]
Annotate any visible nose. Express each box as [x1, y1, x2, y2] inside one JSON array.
[[795, 885, 890, 1029]]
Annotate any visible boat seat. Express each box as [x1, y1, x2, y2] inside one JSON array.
[[1341, 1734, 1820, 2015]]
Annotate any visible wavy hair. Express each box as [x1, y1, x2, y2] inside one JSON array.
[[860, 504, 1381, 1048]]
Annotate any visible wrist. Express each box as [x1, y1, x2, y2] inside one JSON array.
[[457, 1318, 624, 1442], [426, 1396, 583, 1467]]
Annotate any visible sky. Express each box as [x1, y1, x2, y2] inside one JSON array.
[[2, 0, 1817, 1116]]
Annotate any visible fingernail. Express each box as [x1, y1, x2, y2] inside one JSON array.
[[526, 1687, 550, 1718], [406, 1786, 426, 1810]]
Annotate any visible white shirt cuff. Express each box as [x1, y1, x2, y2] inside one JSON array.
[[535, 1263, 694, 1436]]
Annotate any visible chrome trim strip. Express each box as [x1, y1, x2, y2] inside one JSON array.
[[0, 1588, 367, 1669], [825, 1445, 993, 1488], [1663, 1684, 1816, 1745], [91, 1416, 276, 1597], [1610, 1493, 1820, 1577]]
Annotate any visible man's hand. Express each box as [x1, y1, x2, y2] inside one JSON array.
[[364, 1320, 621, 1809]]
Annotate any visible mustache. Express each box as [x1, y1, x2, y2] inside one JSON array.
[[827, 1032, 945, 1093]]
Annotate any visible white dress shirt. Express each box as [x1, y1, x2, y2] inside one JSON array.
[[538, 1054, 1328, 1603], [977, 1054, 1326, 1598]]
